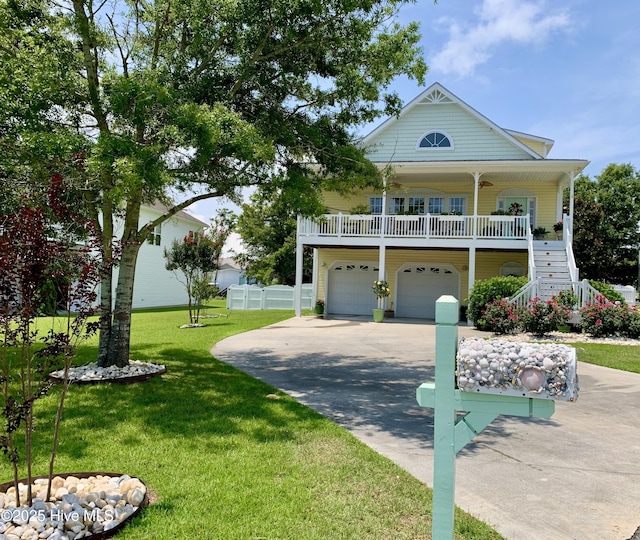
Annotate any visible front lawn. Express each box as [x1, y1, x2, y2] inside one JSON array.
[[568, 341, 640, 373], [2, 301, 503, 539]]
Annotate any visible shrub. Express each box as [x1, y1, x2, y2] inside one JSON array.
[[579, 295, 628, 337], [477, 298, 523, 334], [468, 276, 528, 325], [520, 297, 571, 337], [623, 307, 640, 339], [589, 280, 626, 305], [555, 290, 579, 310]]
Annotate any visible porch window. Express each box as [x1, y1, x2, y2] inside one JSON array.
[[428, 197, 444, 214], [369, 197, 383, 214], [147, 224, 161, 246], [389, 197, 405, 215], [408, 197, 425, 214], [449, 197, 465, 214]]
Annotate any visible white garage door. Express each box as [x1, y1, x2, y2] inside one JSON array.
[[328, 262, 379, 315], [396, 263, 459, 319]]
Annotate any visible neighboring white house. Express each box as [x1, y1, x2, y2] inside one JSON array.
[[111, 202, 209, 309], [211, 257, 246, 292]]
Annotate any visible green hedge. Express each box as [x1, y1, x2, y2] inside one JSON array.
[[467, 276, 528, 329]]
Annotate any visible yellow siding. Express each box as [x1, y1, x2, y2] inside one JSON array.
[[316, 247, 530, 307], [475, 251, 528, 282], [316, 248, 490, 307], [323, 180, 560, 231]]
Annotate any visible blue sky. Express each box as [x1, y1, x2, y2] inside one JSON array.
[[188, 0, 640, 252]]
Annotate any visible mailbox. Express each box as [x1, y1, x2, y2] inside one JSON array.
[[456, 337, 578, 402]]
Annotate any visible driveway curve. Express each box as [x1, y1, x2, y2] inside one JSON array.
[[212, 316, 640, 540]]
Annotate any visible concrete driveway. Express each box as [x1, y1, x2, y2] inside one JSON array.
[[212, 316, 640, 540]]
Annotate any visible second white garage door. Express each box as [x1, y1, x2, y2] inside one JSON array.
[[327, 262, 379, 316], [396, 263, 459, 319]]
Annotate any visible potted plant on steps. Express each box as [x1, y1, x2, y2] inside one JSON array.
[[553, 221, 563, 240], [532, 226, 548, 240], [372, 280, 391, 322]]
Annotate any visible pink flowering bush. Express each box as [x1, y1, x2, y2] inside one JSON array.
[[623, 306, 640, 339], [477, 298, 523, 334], [579, 295, 628, 337], [520, 297, 571, 337]]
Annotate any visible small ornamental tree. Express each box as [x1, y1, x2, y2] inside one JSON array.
[[165, 233, 218, 324], [0, 178, 100, 506]]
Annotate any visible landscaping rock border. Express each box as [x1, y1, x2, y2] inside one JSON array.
[[49, 361, 166, 385], [0, 472, 148, 539]]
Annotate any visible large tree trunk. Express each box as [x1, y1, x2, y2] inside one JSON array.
[[104, 241, 140, 367], [97, 200, 114, 366], [97, 270, 113, 366], [98, 198, 142, 368]]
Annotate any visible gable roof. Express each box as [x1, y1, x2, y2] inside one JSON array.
[[145, 201, 209, 228], [361, 82, 545, 160]]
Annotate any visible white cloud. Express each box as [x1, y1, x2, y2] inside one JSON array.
[[431, 0, 572, 77]]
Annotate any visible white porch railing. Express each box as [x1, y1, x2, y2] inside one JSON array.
[[509, 278, 603, 309], [298, 213, 530, 240]]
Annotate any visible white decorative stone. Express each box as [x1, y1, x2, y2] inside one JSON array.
[[456, 337, 578, 401], [1, 475, 146, 539]]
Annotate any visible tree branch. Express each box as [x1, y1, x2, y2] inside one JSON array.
[[138, 191, 224, 239], [72, 0, 109, 133]]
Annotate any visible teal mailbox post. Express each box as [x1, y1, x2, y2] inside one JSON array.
[[417, 296, 575, 539]]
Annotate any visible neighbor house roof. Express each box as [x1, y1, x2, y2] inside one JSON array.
[[146, 201, 209, 227]]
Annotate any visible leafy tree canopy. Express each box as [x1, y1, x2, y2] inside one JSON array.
[[0, 0, 427, 366], [571, 163, 640, 286], [235, 183, 315, 286]]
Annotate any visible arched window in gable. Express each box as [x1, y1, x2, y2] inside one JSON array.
[[417, 130, 453, 150]]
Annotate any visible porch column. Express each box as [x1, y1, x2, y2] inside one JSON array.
[[381, 175, 388, 238], [294, 218, 304, 317], [467, 247, 476, 325], [312, 248, 319, 304], [472, 172, 481, 216], [378, 244, 386, 309], [556, 187, 563, 224], [472, 172, 481, 239], [568, 171, 576, 225]]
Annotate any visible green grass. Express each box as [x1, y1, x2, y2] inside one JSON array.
[[2, 301, 503, 539], [569, 342, 640, 373]]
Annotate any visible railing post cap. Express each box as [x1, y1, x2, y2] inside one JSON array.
[[435, 295, 459, 324]]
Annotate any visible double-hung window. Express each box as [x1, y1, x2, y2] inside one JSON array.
[[147, 224, 162, 246]]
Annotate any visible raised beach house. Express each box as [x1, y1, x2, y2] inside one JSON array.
[[294, 82, 590, 319]]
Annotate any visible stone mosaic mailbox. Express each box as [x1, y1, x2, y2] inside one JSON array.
[[416, 296, 578, 540], [456, 337, 579, 401]]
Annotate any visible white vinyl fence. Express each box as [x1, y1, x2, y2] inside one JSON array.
[[226, 284, 314, 311], [613, 285, 638, 305]]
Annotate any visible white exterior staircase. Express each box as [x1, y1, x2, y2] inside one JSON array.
[[532, 241, 571, 300]]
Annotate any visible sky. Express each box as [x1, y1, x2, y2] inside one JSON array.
[[186, 0, 640, 254]]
